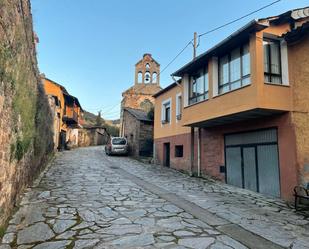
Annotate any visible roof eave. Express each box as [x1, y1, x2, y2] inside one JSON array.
[[153, 82, 180, 98], [172, 20, 268, 77]]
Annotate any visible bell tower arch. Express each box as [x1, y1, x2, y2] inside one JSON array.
[[134, 53, 160, 86]]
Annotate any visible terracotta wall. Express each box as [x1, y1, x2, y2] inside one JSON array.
[[288, 34, 309, 187], [155, 131, 200, 173], [43, 79, 66, 132]]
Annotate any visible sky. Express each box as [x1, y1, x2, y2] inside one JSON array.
[[30, 0, 308, 120]]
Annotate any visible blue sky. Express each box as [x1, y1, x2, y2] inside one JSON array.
[[31, 0, 308, 120]]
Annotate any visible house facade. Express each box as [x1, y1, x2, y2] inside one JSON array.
[[154, 82, 194, 171], [78, 126, 108, 147], [154, 7, 309, 200], [43, 77, 83, 150]]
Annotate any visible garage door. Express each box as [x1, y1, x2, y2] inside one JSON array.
[[225, 128, 280, 197]]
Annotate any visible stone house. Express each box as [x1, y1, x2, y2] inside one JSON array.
[[122, 108, 154, 157], [78, 126, 109, 147], [154, 7, 309, 201]]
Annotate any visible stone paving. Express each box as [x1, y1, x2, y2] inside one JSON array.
[[0, 147, 252, 249], [106, 152, 309, 249]]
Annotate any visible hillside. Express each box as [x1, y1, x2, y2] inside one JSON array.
[[83, 111, 120, 136]]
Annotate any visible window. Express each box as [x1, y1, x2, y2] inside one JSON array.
[[176, 94, 182, 120], [112, 137, 127, 145], [218, 43, 250, 94], [161, 100, 171, 124], [175, 145, 183, 157], [263, 38, 282, 84], [189, 68, 209, 105]]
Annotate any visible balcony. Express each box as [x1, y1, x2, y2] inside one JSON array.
[[182, 83, 292, 127], [63, 107, 79, 125]]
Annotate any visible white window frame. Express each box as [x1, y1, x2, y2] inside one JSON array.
[[183, 74, 189, 107], [175, 93, 182, 122], [161, 98, 172, 125], [212, 57, 219, 97], [280, 40, 289, 85], [263, 34, 289, 86], [218, 42, 251, 94]]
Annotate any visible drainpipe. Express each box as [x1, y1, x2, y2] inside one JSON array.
[[190, 127, 194, 176], [153, 142, 156, 164], [197, 127, 201, 177]]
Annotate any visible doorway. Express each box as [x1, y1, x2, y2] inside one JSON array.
[[59, 130, 67, 151], [163, 143, 170, 167]]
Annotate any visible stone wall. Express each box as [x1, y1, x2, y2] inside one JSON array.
[[122, 111, 140, 156], [139, 121, 154, 157], [78, 128, 108, 147], [0, 0, 53, 227]]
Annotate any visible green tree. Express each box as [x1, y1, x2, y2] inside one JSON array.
[[147, 107, 154, 121]]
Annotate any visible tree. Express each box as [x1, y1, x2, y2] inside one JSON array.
[[147, 107, 154, 121], [95, 111, 103, 126]]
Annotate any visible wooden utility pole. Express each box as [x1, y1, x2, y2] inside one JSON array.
[[190, 32, 198, 176], [193, 32, 197, 59]]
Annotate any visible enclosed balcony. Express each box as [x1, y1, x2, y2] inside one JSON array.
[[172, 22, 293, 128], [63, 107, 79, 125]]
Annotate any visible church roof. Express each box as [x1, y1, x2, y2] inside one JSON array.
[[122, 84, 162, 96], [124, 107, 153, 122], [135, 53, 160, 66]]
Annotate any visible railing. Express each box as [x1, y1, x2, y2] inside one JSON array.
[[63, 108, 78, 123]]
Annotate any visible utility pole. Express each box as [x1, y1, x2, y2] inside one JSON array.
[[190, 32, 198, 176], [193, 32, 197, 59]]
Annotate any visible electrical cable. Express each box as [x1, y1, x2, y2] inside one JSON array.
[[198, 0, 282, 38], [152, 0, 282, 83]]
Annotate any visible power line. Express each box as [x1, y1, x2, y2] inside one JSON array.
[[198, 0, 282, 38], [103, 112, 121, 118], [84, 102, 121, 114], [155, 41, 193, 82], [87, 0, 283, 114], [152, 0, 282, 82], [102, 103, 121, 115]]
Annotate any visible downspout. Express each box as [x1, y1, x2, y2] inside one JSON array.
[[197, 127, 201, 177], [190, 127, 194, 176]]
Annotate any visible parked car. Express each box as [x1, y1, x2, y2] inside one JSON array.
[[105, 137, 128, 156]]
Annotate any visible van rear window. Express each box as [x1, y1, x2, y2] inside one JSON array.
[[112, 138, 126, 145]]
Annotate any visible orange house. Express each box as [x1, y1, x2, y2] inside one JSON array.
[[42, 77, 83, 150], [154, 7, 309, 200]]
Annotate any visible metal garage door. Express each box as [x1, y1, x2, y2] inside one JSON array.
[[225, 129, 280, 197]]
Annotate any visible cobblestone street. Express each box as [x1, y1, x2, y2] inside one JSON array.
[[0, 147, 309, 249]]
